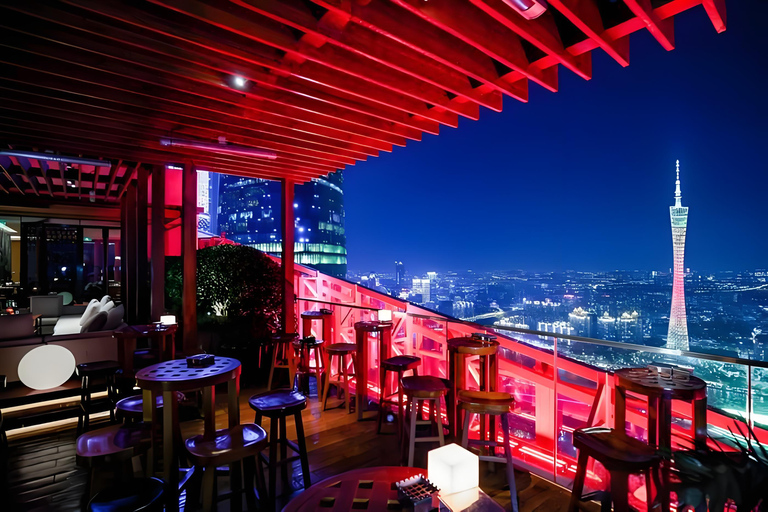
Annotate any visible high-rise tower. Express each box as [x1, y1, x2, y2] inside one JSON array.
[[667, 160, 690, 351]]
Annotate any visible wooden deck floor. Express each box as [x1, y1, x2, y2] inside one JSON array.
[[1, 383, 587, 512]]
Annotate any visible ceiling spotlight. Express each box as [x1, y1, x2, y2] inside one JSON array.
[[233, 76, 247, 88], [503, 0, 547, 19]]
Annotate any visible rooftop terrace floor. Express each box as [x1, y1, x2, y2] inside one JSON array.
[[1, 382, 594, 512]]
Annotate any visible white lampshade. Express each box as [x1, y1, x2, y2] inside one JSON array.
[[378, 309, 392, 322], [160, 315, 177, 325], [441, 487, 480, 511], [18, 345, 76, 390], [428, 443, 479, 496]]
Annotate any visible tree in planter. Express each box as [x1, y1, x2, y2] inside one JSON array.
[[166, 245, 282, 354]]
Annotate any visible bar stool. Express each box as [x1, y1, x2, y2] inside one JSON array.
[[378, 355, 421, 436], [322, 343, 357, 413], [447, 335, 499, 438], [301, 309, 334, 343], [458, 390, 520, 512], [401, 376, 447, 467], [248, 390, 311, 501], [77, 360, 121, 434], [185, 424, 269, 512], [86, 477, 164, 512], [115, 392, 184, 423], [292, 336, 328, 401], [267, 332, 299, 391], [568, 427, 659, 512]]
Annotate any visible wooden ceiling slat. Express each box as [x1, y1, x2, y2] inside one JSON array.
[[0, 81, 377, 160], [1, 163, 26, 195], [105, 161, 121, 200], [622, 0, 675, 50], [8, 156, 41, 196]]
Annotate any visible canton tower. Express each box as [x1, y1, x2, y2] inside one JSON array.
[[667, 160, 690, 351]]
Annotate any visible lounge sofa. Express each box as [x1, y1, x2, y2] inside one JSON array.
[[0, 297, 126, 384]]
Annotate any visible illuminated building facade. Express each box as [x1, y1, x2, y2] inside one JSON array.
[[217, 171, 347, 277], [667, 160, 690, 351], [568, 307, 597, 338]]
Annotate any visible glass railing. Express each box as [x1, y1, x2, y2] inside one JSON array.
[[292, 264, 768, 497]]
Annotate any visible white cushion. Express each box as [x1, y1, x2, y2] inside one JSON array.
[[79, 299, 101, 326], [101, 301, 116, 313], [53, 315, 83, 335], [99, 295, 112, 308], [82, 311, 108, 333], [103, 304, 125, 331]]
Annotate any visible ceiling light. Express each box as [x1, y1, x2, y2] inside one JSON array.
[[233, 76, 247, 88], [503, 0, 547, 19], [0, 222, 17, 234]]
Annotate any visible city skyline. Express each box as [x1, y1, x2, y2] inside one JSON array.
[[342, 0, 767, 275]]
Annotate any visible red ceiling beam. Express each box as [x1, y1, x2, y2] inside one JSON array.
[[547, 0, 630, 67], [702, 0, 726, 33], [622, 0, 675, 51]]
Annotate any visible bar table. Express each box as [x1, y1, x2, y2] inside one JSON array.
[[136, 356, 241, 511], [354, 321, 392, 421], [114, 323, 177, 375]]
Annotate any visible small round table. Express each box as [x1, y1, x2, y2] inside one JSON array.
[[614, 367, 707, 510], [301, 309, 333, 343], [354, 321, 393, 421], [136, 357, 242, 512], [114, 324, 177, 375]]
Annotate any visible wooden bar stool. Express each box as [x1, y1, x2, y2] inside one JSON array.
[[322, 343, 357, 413], [401, 376, 447, 467], [301, 309, 333, 343], [458, 390, 520, 512], [115, 392, 185, 423], [447, 335, 499, 438], [248, 390, 312, 502], [267, 332, 299, 391], [292, 336, 328, 401], [185, 424, 269, 512], [568, 427, 659, 512], [77, 360, 121, 434], [378, 355, 421, 436]]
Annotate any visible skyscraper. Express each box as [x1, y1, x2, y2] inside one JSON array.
[[217, 171, 347, 277], [667, 160, 690, 351]]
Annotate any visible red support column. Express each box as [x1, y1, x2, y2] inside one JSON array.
[[136, 164, 150, 324], [182, 164, 198, 355], [281, 179, 296, 333], [151, 164, 166, 322]]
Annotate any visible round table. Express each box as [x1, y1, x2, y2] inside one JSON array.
[[136, 356, 242, 511], [281, 466, 505, 512], [353, 321, 393, 421], [614, 367, 707, 510]]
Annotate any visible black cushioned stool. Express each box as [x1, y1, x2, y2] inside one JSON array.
[[248, 390, 311, 502], [77, 361, 121, 434], [86, 477, 164, 512]]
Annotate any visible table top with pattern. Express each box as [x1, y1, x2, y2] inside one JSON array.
[[615, 367, 706, 401], [353, 321, 393, 333], [135, 357, 241, 392], [281, 466, 504, 512]]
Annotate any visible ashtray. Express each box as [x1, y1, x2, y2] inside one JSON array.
[[396, 474, 439, 512], [187, 354, 215, 368]]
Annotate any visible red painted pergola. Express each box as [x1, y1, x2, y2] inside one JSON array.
[[0, 0, 726, 353]]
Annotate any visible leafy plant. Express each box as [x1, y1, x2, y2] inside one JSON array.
[[674, 422, 768, 511], [165, 245, 282, 344]]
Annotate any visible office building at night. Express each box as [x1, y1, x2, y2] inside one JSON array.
[[217, 171, 347, 277]]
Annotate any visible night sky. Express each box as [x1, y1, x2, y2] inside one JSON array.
[[343, 0, 767, 275]]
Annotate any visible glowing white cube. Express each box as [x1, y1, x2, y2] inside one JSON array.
[[428, 443, 479, 496], [378, 309, 392, 322], [160, 315, 177, 325]]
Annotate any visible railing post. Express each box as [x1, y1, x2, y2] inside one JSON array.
[[553, 336, 559, 484], [748, 364, 753, 429]]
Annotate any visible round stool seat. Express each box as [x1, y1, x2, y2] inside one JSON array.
[[249, 389, 307, 418], [447, 337, 499, 356], [116, 395, 162, 420], [458, 390, 514, 414], [77, 360, 121, 377], [326, 343, 357, 355], [272, 332, 299, 342], [76, 423, 151, 462], [381, 355, 421, 372], [185, 424, 268, 467], [292, 338, 325, 349], [573, 427, 659, 471], [401, 376, 448, 399], [87, 477, 164, 512]]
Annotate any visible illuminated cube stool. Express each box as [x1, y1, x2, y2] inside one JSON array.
[[428, 443, 479, 496]]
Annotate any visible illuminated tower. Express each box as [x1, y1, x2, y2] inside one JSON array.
[[667, 160, 690, 351]]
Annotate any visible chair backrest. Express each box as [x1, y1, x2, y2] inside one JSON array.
[[30, 294, 63, 317]]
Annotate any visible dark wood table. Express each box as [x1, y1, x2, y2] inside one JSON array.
[[354, 321, 392, 421], [281, 466, 504, 512], [301, 309, 333, 342], [135, 356, 241, 511], [614, 367, 707, 509], [114, 323, 177, 375]]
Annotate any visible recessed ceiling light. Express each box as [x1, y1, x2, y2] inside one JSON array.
[[233, 76, 247, 88]]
